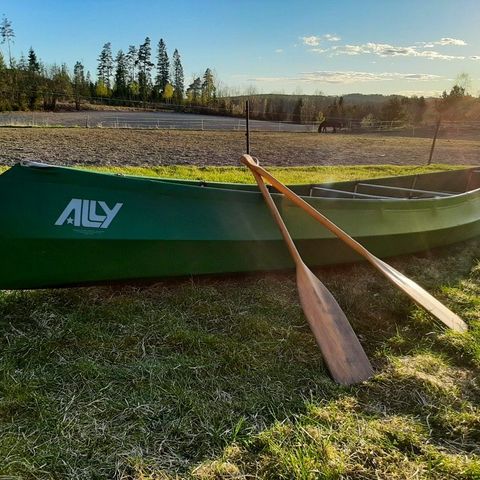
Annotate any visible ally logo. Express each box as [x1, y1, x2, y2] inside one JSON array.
[[55, 199, 123, 229]]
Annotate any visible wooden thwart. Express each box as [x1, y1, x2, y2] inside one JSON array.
[[241, 154, 468, 333], [356, 183, 454, 197], [312, 186, 392, 199], [246, 162, 373, 385]]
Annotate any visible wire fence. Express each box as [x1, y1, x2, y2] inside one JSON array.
[[0, 111, 479, 139]]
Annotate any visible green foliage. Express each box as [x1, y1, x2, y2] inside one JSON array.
[[172, 48, 184, 104], [137, 37, 154, 103], [95, 80, 109, 98], [97, 42, 113, 90], [186, 76, 202, 104], [0, 15, 14, 66], [113, 50, 128, 98], [156, 38, 169, 94], [201, 68, 216, 105], [381, 96, 406, 122], [73, 61, 88, 110], [162, 82, 174, 102]]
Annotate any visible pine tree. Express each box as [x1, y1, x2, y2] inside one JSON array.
[[137, 37, 153, 104], [172, 49, 184, 104], [0, 15, 14, 67], [27, 47, 41, 109], [201, 68, 216, 105], [186, 77, 202, 104], [73, 61, 88, 110], [114, 50, 128, 98], [126, 45, 137, 83], [156, 38, 169, 94], [27, 47, 40, 72], [97, 42, 113, 89]]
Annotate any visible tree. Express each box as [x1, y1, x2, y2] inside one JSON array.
[[162, 82, 174, 103], [27, 47, 41, 109], [137, 37, 154, 104], [406, 96, 427, 124], [0, 15, 14, 67], [455, 72, 472, 95], [380, 96, 405, 122], [73, 61, 88, 110], [97, 42, 113, 89], [0, 51, 9, 110], [172, 49, 184, 104], [114, 50, 128, 98], [95, 80, 109, 98], [156, 39, 169, 95], [201, 68, 216, 105], [42, 64, 71, 111], [27, 47, 40, 72], [126, 45, 137, 85], [292, 97, 303, 122], [186, 77, 202, 104]]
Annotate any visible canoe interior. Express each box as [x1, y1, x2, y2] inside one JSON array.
[[124, 167, 480, 199]]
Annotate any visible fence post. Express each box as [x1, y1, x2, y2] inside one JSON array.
[[201, 119, 204, 131], [85, 114, 89, 128], [428, 117, 442, 165]]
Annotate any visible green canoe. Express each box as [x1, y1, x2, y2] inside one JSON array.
[[1, 162, 479, 289]]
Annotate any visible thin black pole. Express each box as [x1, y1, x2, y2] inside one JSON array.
[[428, 116, 441, 165], [245, 100, 250, 154]]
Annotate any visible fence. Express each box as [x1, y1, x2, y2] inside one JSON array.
[[0, 112, 479, 139]]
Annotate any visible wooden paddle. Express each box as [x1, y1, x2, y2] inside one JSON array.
[[246, 164, 373, 385], [241, 154, 467, 333]]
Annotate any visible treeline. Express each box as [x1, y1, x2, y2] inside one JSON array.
[[215, 94, 428, 124], [0, 15, 217, 111], [1, 15, 479, 125], [216, 85, 480, 125]]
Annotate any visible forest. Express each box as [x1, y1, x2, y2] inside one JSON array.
[[0, 15, 479, 126]]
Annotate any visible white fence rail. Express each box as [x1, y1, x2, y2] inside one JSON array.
[[0, 112, 479, 138]]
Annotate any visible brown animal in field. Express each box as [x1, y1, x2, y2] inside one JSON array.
[[318, 119, 343, 133]]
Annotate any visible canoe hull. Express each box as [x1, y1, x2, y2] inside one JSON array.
[[1, 164, 479, 289]]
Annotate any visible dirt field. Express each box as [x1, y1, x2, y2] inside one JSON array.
[[0, 128, 479, 167]]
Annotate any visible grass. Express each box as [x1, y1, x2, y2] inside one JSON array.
[[0, 165, 479, 479], [85, 163, 465, 184], [1, 162, 465, 183]]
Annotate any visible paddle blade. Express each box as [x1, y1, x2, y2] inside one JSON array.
[[378, 260, 467, 332], [296, 263, 374, 385]]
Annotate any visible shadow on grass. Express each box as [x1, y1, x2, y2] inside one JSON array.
[[0, 238, 478, 478]]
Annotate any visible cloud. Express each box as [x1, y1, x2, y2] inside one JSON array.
[[329, 42, 465, 60], [301, 35, 320, 46], [301, 33, 341, 47], [436, 37, 467, 46], [275, 49, 283, 53], [324, 33, 341, 42], [302, 35, 469, 60], [248, 70, 442, 84]]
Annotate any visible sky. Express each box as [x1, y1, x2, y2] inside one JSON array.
[[1, 0, 480, 97]]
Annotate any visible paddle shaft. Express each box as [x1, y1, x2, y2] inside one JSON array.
[[250, 170, 302, 266], [247, 163, 374, 384], [241, 155, 467, 333]]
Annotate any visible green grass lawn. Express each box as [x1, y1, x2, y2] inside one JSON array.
[[0, 164, 479, 479], [0, 162, 465, 184]]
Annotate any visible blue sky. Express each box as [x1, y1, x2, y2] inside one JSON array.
[[2, 0, 479, 96]]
